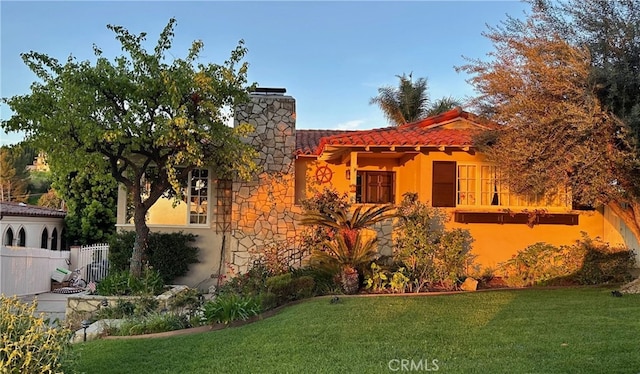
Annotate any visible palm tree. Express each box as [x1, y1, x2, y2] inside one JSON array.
[[370, 73, 429, 126], [370, 73, 462, 126], [301, 204, 396, 294], [427, 96, 462, 116]]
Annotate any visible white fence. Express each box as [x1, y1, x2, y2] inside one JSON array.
[[76, 243, 109, 283], [0, 246, 70, 297]]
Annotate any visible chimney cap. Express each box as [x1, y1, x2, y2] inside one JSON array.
[[252, 87, 287, 95]]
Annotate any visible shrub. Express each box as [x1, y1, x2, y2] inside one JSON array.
[[116, 313, 191, 336], [292, 266, 341, 295], [264, 273, 315, 308], [500, 234, 636, 287], [168, 288, 203, 319], [393, 193, 475, 291], [108, 231, 199, 283], [500, 242, 565, 287], [202, 293, 262, 325], [364, 262, 389, 292], [571, 236, 636, 284], [95, 299, 136, 320], [217, 262, 271, 296], [97, 266, 164, 296], [249, 238, 307, 276], [0, 295, 73, 373]]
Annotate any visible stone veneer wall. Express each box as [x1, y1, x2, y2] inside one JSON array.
[[229, 93, 301, 273]]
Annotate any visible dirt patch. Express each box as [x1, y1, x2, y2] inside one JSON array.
[[619, 277, 640, 294]]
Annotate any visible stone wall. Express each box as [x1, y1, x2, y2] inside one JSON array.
[[229, 92, 301, 273]]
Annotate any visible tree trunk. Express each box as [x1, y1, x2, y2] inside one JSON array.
[[607, 200, 640, 249], [130, 205, 150, 278]]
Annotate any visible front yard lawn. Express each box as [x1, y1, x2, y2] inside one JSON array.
[[72, 287, 640, 373]]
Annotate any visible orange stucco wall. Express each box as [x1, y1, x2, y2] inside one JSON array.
[[295, 149, 614, 271]]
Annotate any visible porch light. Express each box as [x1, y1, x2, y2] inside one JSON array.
[[345, 169, 350, 179]]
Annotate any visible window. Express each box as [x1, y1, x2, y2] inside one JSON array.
[[433, 161, 571, 208], [4, 228, 13, 246], [189, 169, 209, 224], [142, 168, 211, 226], [457, 164, 477, 205], [356, 171, 395, 203], [41, 228, 49, 249], [18, 228, 26, 247], [51, 228, 58, 251]]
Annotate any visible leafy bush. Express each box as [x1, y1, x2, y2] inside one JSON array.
[[365, 262, 411, 293], [168, 288, 203, 319], [116, 313, 191, 336], [95, 299, 136, 320], [292, 266, 341, 295], [500, 234, 636, 287], [216, 262, 271, 296], [97, 266, 164, 296], [573, 236, 636, 284], [0, 295, 73, 373], [202, 294, 262, 325], [249, 238, 307, 276], [298, 187, 351, 256], [393, 193, 475, 291], [108, 231, 199, 283], [263, 273, 315, 308]]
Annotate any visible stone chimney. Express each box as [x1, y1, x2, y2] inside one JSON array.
[[234, 88, 296, 174], [229, 88, 299, 273]]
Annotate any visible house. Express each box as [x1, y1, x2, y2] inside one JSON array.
[[0, 201, 68, 296], [1, 201, 66, 250], [115, 89, 639, 290]]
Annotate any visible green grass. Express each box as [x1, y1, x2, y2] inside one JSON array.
[[72, 287, 640, 373]]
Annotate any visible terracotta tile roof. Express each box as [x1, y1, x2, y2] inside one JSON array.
[[296, 129, 355, 155], [0, 201, 66, 218], [296, 108, 499, 157]]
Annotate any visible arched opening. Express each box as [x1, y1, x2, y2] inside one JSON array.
[[18, 228, 26, 247], [4, 228, 14, 246], [41, 227, 49, 249], [51, 228, 58, 251]]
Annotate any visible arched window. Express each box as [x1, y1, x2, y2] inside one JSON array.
[[41, 228, 49, 249], [51, 228, 58, 251], [61, 228, 68, 251], [4, 228, 14, 246], [18, 228, 26, 247]]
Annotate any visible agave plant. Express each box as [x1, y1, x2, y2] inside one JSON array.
[[302, 204, 395, 294]]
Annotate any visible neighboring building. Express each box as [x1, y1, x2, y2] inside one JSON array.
[[115, 89, 639, 290], [26, 151, 50, 172], [0, 201, 66, 250]]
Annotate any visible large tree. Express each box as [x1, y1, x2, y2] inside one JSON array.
[[459, 1, 640, 244], [2, 18, 258, 276], [370, 73, 461, 126], [0, 147, 28, 202], [51, 161, 118, 245]]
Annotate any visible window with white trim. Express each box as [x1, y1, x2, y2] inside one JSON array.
[[433, 161, 570, 208], [141, 168, 211, 226]]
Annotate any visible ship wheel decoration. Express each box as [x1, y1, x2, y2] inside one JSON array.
[[315, 165, 333, 184]]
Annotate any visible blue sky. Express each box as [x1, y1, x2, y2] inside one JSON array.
[[0, 1, 530, 146]]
